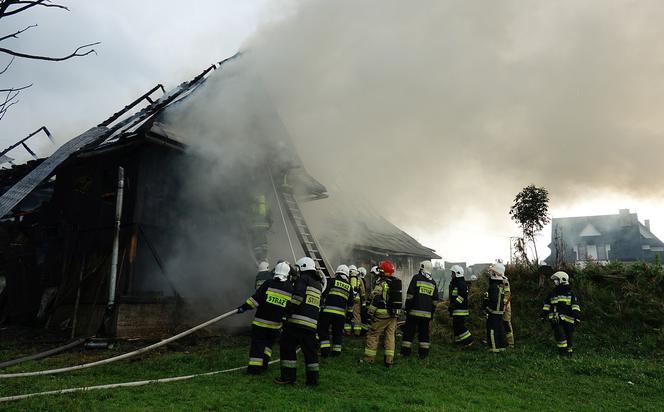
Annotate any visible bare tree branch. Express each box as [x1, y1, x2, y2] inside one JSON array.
[[0, 23, 37, 42], [0, 41, 100, 61], [0, 83, 32, 92], [0, 1, 97, 121], [0, 84, 29, 120], [0, 0, 68, 18], [0, 56, 14, 75]]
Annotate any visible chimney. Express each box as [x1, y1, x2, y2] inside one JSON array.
[[645, 219, 651, 230], [619, 208, 632, 227]]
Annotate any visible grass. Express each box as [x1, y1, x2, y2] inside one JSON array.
[[0, 331, 663, 412]]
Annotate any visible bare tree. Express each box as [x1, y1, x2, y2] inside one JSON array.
[[0, 0, 99, 120]]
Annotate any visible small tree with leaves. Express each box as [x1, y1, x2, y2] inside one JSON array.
[[509, 185, 550, 266]]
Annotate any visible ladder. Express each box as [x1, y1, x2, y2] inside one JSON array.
[[277, 187, 332, 279]]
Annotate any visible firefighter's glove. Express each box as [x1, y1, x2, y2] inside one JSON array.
[[237, 306, 247, 314]]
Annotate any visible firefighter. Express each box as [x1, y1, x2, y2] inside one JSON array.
[[254, 261, 271, 290], [319, 265, 352, 357], [484, 262, 507, 353], [541, 271, 581, 356], [251, 193, 271, 262], [502, 276, 514, 347], [237, 261, 293, 375], [275, 257, 324, 386], [448, 265, 473, 347], [358, 267, 370, 335], [348, 264, 366, 336], [361, 260, 399, 367], [400, 260, 439, 358]]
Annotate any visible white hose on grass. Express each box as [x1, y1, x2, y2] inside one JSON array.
[[0, 338, 87, 369], [0, 309, 238, 379], [0, 358, 279, 403]]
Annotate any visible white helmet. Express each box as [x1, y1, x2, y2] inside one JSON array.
[[258, 261, 269, 272], [336, 264, 350, 276], [348, 264, 358, 275], [450, 265, 464, 278], [419, 260, 433, 275], [358, 267, 367, 277], [273, 262, 290, 281], [488, 262, 506, 280], [296, 257, 317, 272], [551, 271, 569, 286], [370, 266, 379, 275], [470, 275, 478, 282]]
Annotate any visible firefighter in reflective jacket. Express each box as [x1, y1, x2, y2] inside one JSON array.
[[541, 271, 581, 356], [362, 260, 398, 367], [400, 260, 439, 358], [319, 265, 352, 357], [251, 193, 271, 262], [237, 261, 293, 375], [254, 261, 272, 290], [348, 265, 366, 336], [276, 257, 324, 386], [502, 276, 515, 347], [448, 265, 473, 347], [484, 262, 508, 353]]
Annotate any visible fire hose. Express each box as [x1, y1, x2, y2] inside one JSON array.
[[0, 309, 238, 379], [0, 338, 87, 369], [0, 358, 279, 403]]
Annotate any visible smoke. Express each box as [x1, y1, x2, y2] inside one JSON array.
[[160, 0, 664, 310], [239, 0, 664, 260]]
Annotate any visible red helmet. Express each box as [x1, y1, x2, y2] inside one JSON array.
[[378, 260, 396, 276]]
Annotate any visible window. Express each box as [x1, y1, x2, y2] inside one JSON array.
[[587, 245, 598, 260], [597, 244, 607, 260], [578, 244, 587, 261]]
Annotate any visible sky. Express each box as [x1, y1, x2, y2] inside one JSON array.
[[2, 0, 663, 265]]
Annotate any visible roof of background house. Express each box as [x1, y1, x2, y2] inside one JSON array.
[[545, 210, 664, 263], [550, 212, 663, 245]]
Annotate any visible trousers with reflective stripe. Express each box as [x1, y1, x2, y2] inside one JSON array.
[[318, 311, 345, 356], [551, 321, 575, 355], [363, 317, 397, 364], [401, 315, 431, 357], [279, 325, 319, 384], [248, 325, 279, 374]]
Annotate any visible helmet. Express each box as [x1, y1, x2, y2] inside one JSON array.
[[488, 262, 505, 280], [470, 274, 478, 281], [358, 267, 367, 277], [273, 262, 291, 281], [348, 264, 358, 275], [296, 257, 317, 272], [370, 266, 379, 275], [419, 260, 433, 275], [378, 260, 396, 277], [335, 264, 350, 276], [551, 271, 569, 286], [450, 265, 464, 278], [258, 261, 269, 272]]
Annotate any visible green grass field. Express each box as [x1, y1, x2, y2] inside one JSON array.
[[1, 331, 663, 412]]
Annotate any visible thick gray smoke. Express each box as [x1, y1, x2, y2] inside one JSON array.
[[241, 0, 664, 259], [160, 0, 664, 310]]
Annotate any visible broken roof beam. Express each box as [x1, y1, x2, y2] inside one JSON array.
[[0, 126, 54, 160]]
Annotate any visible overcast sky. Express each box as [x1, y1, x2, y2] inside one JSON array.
[[2, 1, 663, 265]]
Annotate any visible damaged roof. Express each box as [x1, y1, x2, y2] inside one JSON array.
[[302, 197, 441, 259]]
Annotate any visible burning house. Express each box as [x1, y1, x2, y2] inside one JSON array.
[[0, 56, 440, 338]]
